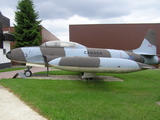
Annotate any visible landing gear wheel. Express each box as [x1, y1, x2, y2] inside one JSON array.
[[86, 78, 93, 80], [24, 70, 32, 77]]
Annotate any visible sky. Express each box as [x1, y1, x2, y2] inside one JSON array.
[[0, 0, 160, 41]]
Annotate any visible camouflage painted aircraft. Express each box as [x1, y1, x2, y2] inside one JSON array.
[[6, 29, 159, 78]]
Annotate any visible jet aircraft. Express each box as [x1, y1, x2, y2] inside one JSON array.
[[6, 29, 159, 79]]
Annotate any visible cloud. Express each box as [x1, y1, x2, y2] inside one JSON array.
[[41, 18, 69, 40], [1, 0, 160, 22], [36, 0, 131, 20], [0, 0, 160, 41], [119, 8, 160, 23], [41, 15, 98, 41], [35, 1, 71, 20]]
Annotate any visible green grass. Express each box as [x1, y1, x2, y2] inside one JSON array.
[[0, 70, 160, 120], [0, 67, 25, 72]]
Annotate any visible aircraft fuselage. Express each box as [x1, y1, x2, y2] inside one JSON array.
[[7, 46, 159, 65], [7, 46, 145, 63]]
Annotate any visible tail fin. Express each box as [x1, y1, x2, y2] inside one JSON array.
[[133, 29, 157, 55]]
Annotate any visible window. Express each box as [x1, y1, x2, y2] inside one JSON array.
[[41, 41, 85, 48]]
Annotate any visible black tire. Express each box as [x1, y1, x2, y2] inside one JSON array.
[[24, 70, 32, 77], [86, 78, 92, 80]]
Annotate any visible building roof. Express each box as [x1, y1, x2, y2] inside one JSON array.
[[0, 12, 10, 27]]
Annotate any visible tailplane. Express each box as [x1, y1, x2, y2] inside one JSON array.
[[133, 29, 157, 55]]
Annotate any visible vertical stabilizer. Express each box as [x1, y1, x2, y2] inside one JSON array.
[[133, 29, 157, 55]]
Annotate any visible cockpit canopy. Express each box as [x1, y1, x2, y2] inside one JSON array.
[[41, 41, 86, 48]]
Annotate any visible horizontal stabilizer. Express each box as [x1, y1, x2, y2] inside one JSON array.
[[137, 62, 155, 69]]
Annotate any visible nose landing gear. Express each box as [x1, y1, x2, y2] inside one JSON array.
[[24, 66, 32, 77]]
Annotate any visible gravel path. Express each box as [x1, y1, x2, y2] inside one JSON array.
[[0, 67, 48, 120], [0, 86, 47, 120]]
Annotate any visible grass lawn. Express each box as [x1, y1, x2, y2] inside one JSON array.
[[0, 70, 160, 120]]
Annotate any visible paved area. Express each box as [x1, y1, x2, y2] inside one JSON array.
[[31, 74, 124, 81], [0, 66, 48, 79]]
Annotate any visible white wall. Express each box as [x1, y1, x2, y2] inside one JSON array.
[[0, 41, 11, 64], [0, 49, 4, 63]]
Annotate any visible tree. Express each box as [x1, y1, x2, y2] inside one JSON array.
[[14, 0, 42, 48]]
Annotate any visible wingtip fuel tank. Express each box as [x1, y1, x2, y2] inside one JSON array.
[[49, 57, 154, 73]]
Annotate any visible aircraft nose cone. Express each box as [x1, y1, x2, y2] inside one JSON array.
[[6, 48, 27, 62], [6, 51, 12, 60]]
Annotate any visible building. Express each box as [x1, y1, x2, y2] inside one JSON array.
[[0, 11, 59, 69], [3, 26, 60, 48], [0, 12, 14, 69], [69, 24, 160, 54]]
